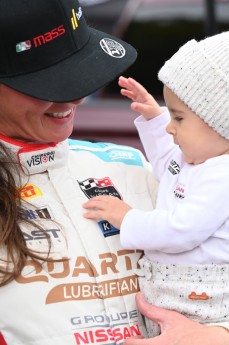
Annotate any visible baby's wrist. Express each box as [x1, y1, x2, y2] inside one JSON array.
[[143, 107, 164, 120]]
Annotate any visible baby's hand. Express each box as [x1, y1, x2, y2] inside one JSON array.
[[83, 195, 132, 230], [119, 76, 163, 120]]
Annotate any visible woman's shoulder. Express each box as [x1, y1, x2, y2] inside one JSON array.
[[67, 138, 147, 167]]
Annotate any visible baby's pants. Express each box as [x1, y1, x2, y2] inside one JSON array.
[[136, 256, 229, 338]]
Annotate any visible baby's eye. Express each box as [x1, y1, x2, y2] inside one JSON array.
[[174, 116, 183, 122]]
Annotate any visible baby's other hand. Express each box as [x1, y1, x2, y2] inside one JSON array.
[[83, 195, 132, 229], [119, 76, 163, 120]]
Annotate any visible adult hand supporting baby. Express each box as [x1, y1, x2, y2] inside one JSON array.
[[123, 292, 229, 345]]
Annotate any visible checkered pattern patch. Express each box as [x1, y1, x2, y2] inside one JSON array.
[[78, 177, 122, 200], [78, 177, 121, 237]]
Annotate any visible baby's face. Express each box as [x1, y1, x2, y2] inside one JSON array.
[[163, 86, 229, 164]]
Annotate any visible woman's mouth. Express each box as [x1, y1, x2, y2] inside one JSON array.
[[45, 109, 73, 118]]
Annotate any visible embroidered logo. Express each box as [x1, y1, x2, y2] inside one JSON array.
[[188, 291, 209, 300], [16, 40, 32, 52], [100, 38, 126, 58], [108, 150, 136, 161], [17, 184, 43, 200], [16, 25, 66, 52], [18, 206, 52, 221], [78, 177, 122, 237], [33, 25, 66, 47], [168, 160, 180, 175], [23, 228, 61, 243], [78, 177, 122, 200], [98, 220, 120, 237], [26, 151, 55, 167], [71, 6, 83, 30], [174, 184, 185, 199]]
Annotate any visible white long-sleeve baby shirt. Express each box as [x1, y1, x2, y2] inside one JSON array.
[[120, 109, 229, 265]]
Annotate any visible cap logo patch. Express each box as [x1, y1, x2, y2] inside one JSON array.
[[16, 25, 66, 52], [71, 6, 82, 30], [100, 38, 126, 58], [33, 25, 66, 47], [16, 40, 32, 53]]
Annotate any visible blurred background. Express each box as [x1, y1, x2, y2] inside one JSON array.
[[74, 0, 229, 151]]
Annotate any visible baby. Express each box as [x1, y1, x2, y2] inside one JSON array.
[[83, 31, 229, 337]]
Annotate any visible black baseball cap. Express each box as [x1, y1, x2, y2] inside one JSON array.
[[0, 0, 137, 102]]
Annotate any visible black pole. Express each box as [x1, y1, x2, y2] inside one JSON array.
[[205, 0, 217, 36]]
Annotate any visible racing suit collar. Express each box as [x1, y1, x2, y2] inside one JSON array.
[[0, 133, 69, 175]]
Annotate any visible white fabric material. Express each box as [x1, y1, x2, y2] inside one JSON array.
[[0, 135, 157, 345], [136, 257, 229, 338], [120, 108, 229, 265], [158, 31, 229, 140]]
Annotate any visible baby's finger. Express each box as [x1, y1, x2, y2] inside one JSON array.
[[120, 88, 137, 101], [118, 76, 131, 88], [127, 78, 150, 100], [119, 77, 140, 97], [83, 200, 105, 210], [83, 209, 104, 220]]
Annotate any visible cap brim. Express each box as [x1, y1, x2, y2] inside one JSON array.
[[0, 28, 137, 102]]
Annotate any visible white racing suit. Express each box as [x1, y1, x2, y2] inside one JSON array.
[[0, 135, 157, 345]]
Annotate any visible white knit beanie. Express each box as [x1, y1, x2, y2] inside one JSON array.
[[158, 31, 229, 140]]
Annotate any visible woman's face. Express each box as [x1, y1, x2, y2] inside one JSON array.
[[0, 84, 84, 143]]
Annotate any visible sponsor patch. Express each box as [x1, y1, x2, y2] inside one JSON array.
[[26, 151, 55, 167], [16, 25, 66, 52], [46, 274, 139, 303], [17, 184, 43, 200], [18, 206, 52, 221], [168, 159, 180, 175], [73, 324, 141, 344], [78, 177, 121, 200], [100, 38, 126, 58], [71, 309, 140, 344], [16, 40, 31, 52], [174, 183, 185, 199], [98, 220, 120, 237], [78, 177, 121, 237], [68, 139, 144, 167], [71, 6, 83, 30], [22, 228, 61, 243]]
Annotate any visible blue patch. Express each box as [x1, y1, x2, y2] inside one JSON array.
[[98, 220, 120, 237], [68, 139, 143, 167]]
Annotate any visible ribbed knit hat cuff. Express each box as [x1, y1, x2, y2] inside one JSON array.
[[158, 39, 229, 140]]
